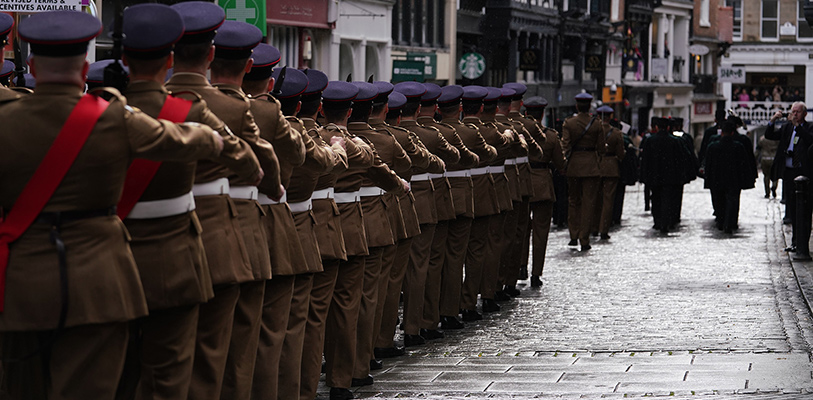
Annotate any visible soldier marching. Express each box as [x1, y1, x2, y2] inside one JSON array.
[[0, 8, 661, 400]]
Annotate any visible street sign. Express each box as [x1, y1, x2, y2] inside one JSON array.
[[407, 52, 436, 79], [0, 0, 82, 12], [459, 52, 485, 80], [652, 58, 668, 76], [218, 0, 266, 36], [519, 49, 540, 71], [718, 66, 745, 83], [585, 54, 602, 73], [392, 59, 424, 83]]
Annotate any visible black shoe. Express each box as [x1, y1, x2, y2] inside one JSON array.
[[784, 245, 797, 252], [783, 218, 792, 224], [403, 334, 426, 347], [591, 231, 599, 237], [580, 244, 591, 252], [518, 266, 528, 280], [724, 228, 733, 234], [374, 346, 405, 359], [461, 309, 482, 321], [567, 239, 578, 247], [330, 387, 354, 400], [351, 375, 374, 387], [482, 299, 500, 313], [494, 290, 511, 302], [772, 189, 777, 198], [420, 328, 445, 340], [644, 204, 650, 211], [369, 359, 383, 371], [793, 252, 812, 261], [440, 315, 464, 329], [765, 193, 770, 198], [503, 285, 520, 297], [530, 275, 542, 287], [600, 233, 610, 240]]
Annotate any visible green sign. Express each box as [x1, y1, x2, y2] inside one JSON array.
[[407, 53, 437, 80], [459, 52, 485, 80], [392, 59, 425, 83], [219, 0, 266, 36]]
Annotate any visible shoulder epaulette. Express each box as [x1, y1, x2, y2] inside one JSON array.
[[9, 87, 32, 95], [89, 86, 127, 104], [167, 90, 203, 102]]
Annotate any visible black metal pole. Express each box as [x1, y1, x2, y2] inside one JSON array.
[[794, 175, 811, 261]]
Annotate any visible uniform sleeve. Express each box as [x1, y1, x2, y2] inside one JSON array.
[[400, 131, 432, 171], [299, 129, 344, 174], [332, 130, 374, 169], [430, 127, 460, 164], [613, 130, 626, 161], [361, 138, 405, 194], [467, 127, 497, 163], [125, 104, 221, 162], [197, 101, 263, 183], [523, 125, 543, 160], [547, 130, 567, 170], [273, 114, 306, 166], [239, 107, 282, 197], [447, 130, 479, 168], [389, 135, 413, 175]]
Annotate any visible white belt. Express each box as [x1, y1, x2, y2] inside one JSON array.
[[358, 186, 386, 197], [288, 199, 313, 213], [516, 156, 529, 164], [257, 192, 287, 205], [230, 185, 259, 200], [445, 170, 471, 178], [127, 191, 196, 219], [411, 173, 431, 182], [428, 173, 445, 179], [192, 177, 229, 196], [488, 166, 505, 173], [504, 158, 517, 165], [311, 188, 335, 200], [470, 167, 489, 176], [334, 191, 360, 203]]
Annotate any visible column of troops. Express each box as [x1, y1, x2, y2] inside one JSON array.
[[0, 6, 636, 400]]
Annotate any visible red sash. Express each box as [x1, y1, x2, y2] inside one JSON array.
[[0, 94, 110, 312], [116, 95, 193, 219]]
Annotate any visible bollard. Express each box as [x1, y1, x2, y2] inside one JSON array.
[[794, 175, 812, 261]]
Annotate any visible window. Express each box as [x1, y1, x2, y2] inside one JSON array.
[[392, 0, 445, 47], [761, 0, 779, 40], [799, 1, 813, 40], [699, 0, 710, 27], [726, 0, 742, 41]]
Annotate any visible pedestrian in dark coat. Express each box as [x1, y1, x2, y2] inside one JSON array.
[[640, 117, 687, 232], [704, 121, 752, 233]]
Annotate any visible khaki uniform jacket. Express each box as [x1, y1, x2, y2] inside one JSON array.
[[472, 116, 513, 213], [499, 113, 541, 198], [599, 123, 626, 178], [399, 119, 451, 225], [530, 122, 566, 203], [418, 116, 480, 170], [562, 112, 605, 178], [370, 118, 424, 239], [402, 119, 457, 222], [347, 122, 408, 247], [442, 117, 496, 217], [0, 84, 221, 330]]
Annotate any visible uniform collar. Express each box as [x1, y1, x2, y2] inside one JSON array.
[[33, 83, 83, 97], [126, 80, 167, 94], [165, 72, 212, 88]]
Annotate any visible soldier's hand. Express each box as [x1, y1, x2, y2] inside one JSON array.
[[330, 135, 346, 150], [252, 168, 264, 186], [401, 178, 410, 193], [271, 184, 285, 202], [211, 130, 225, 155]]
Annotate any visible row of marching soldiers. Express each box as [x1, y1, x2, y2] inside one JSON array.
[[0, 5, 630, 400]]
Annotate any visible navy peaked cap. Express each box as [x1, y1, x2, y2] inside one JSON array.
[[437, 85, 464, 105], [373, 81, 394, 105], [596, 105, 614, 114], [214, 21, 262, 60], [322, 81, 359, 109], [388, 91, 407, 110], [19, 11, 102, 57], [123, 4, 184, 60], [245, 43, 281, 81], [14, 73, 35, 89], [483, 87, 502, 103], [0, 60, 13, 78], [271, 67, 309, 99], [302, 69, 328, 96], [0, 13, 12, 44], [87, 59, 128, 84], [502, 82, 527, 100], [462, 85, 488, 102], [172, 1, 224, 43], [524, 96, 548, 108], [499, 88, 515, 101], [575, 92, 593, 101], [421, 83, 442, 103], [393, 81, 426, 102], [351, 81, 378, 103]]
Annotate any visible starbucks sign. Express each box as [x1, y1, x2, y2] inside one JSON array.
[[459, 52, 485, 80]]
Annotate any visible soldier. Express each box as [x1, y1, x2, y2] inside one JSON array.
[[562, 92, 604, 251], [370, 87, 426, 362], [165, 4, 282, 399], [522, 97, 566, 287], [704, 120, 753, 233], [0, 10, 224, 399], [591, 105, 625, 240], [117, 5, 262, 399], [0, 60, 13, 87], [86, 59, 128, 91], [346, 81, 410, 385], [459, 85, 501, 320]]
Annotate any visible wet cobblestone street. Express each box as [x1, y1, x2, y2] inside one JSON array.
[[318, 179, 813, 399]]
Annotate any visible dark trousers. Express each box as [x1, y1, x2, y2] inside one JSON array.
[[650, 184, 682, 230], [612, 181, 625, 225], [783, 167, 803, 225], [711, 187, 742, 230]]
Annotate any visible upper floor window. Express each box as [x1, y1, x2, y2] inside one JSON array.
[[799, 1, 813, 40], [726, 0, 742, 41], [699, 0, 711, 27], [761, 0, 779, 41], [393, 0, 445, 48]]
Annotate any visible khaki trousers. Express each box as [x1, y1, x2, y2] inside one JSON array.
[[460, 216, 491, 311], [421, 220, 449, 329], [530, 201, 554, 276], [375, 238, 413, 348], [403, 224, 436, 335], [221, 280, 265, 400], [300, 259, 340, 400], [324, 255, 365, 388], [372, 243, 399, 349], [278, 273, 314, 400], [189, 284, 239, 400], [352, 246, 386, 378], [439, 216, 472, 317], [480, 212, 506, 300], [567, 176, 601, 246], [251, 276, 295, 400]]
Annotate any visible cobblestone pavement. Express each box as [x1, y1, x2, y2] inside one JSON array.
[[316, 179, 813, 399]]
